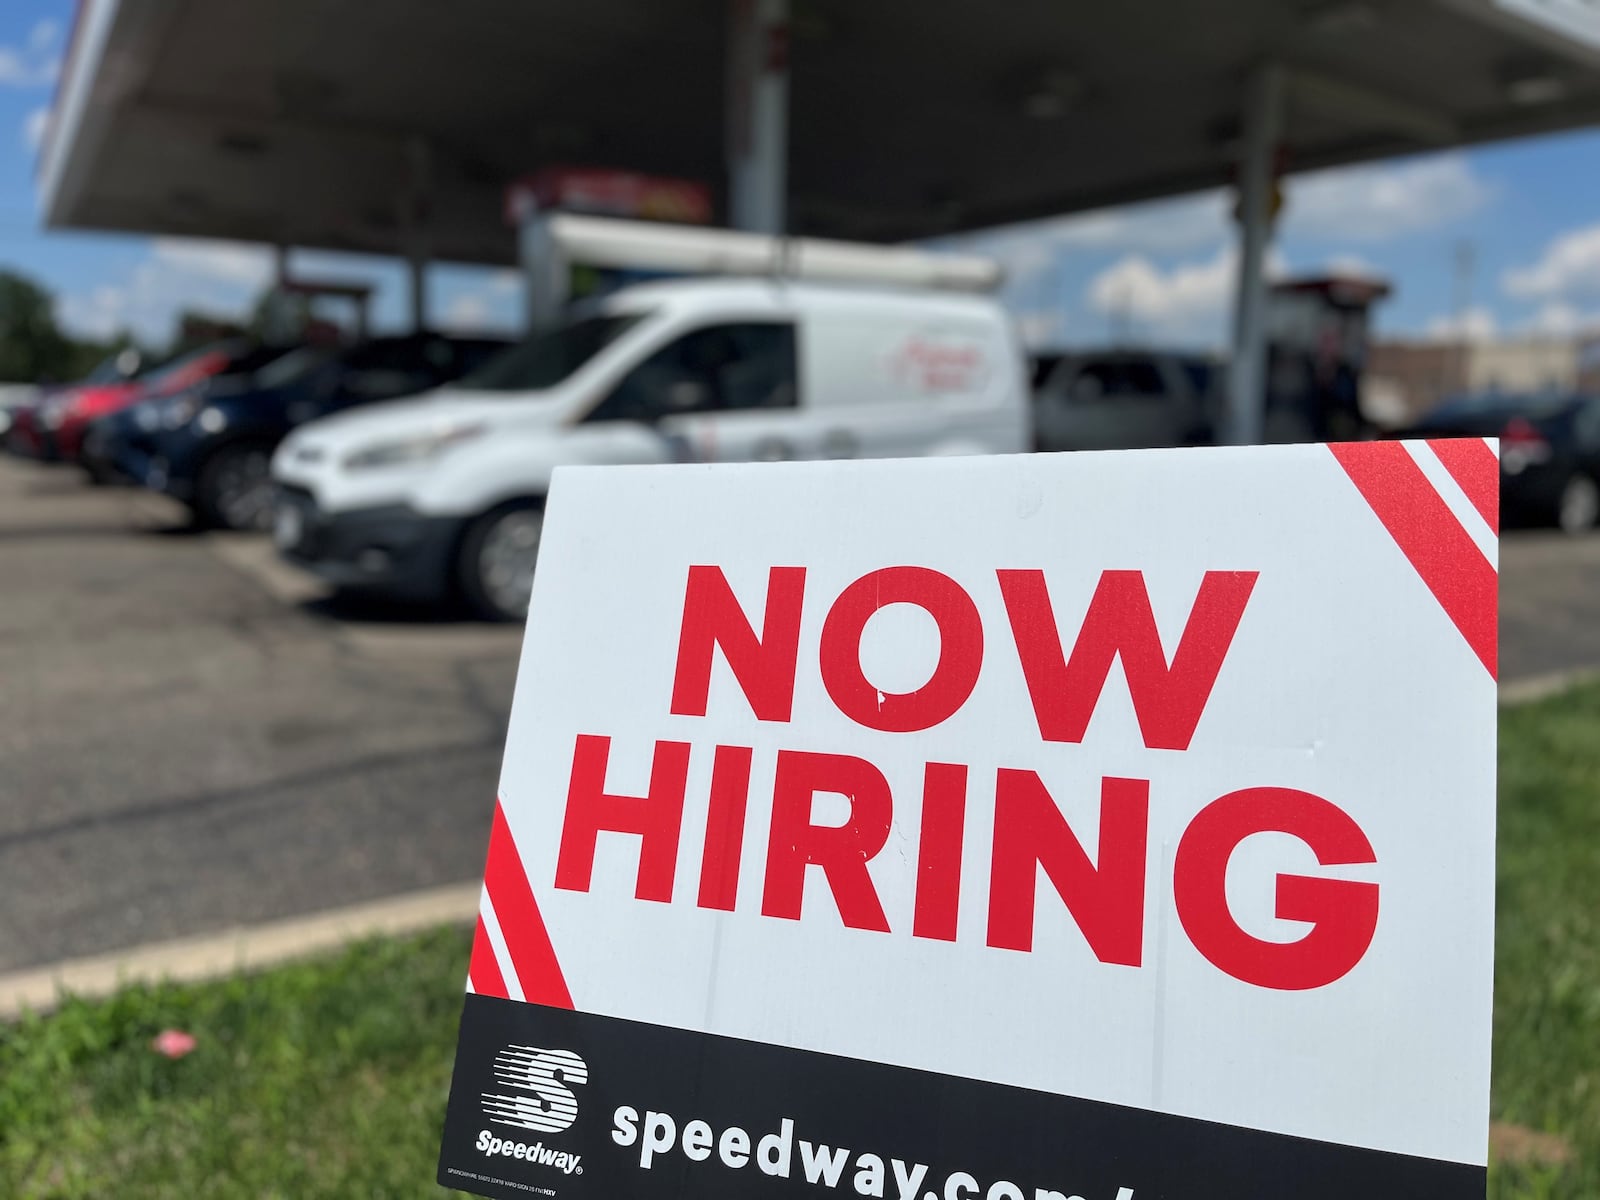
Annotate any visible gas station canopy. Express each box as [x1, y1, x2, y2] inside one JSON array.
[[41, 0, 1600, 264]]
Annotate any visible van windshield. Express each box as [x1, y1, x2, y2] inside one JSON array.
[[456, 313, 644, 392]]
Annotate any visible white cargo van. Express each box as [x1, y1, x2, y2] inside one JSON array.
[[272, 249, 1028, 621]]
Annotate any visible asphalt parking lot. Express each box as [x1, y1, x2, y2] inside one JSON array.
[[2, 453, 1598, 975], [0, 456, 520, 974]]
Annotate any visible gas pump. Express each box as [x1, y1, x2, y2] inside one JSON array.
[[1264, 273, 1391, 443]]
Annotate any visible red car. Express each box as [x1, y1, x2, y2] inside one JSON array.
[[7, 349, 145, 460], [48, 345, 237, 462]]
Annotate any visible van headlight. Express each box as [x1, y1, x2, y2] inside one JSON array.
[[343, 422, 488, 470]]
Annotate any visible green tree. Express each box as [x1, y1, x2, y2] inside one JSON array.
[[0, 269, 76, 383], [64, 331, 140, 381]]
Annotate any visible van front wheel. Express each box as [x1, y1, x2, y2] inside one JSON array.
[[458, 499, 545, 622], [195, 441, 277, 531]]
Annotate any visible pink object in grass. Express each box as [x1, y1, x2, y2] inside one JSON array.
[[151, 1029, 197, 1059]]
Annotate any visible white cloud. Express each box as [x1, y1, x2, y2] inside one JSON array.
[[939, 195, 1234, 349], [1283, 154, 1490, 242], [22, 105, 49, 151], [149, 238, 275, 288], [0, 49, 53, 87], [1323, 252, 1387, 283], [443, 294, 491, 330], [28, 20, 59, 55], [57, 239, 377, 344], [0, 20, 61, 88], [436, 269, 523, 334], [950, 191, 1229, 272], [1503, 222, 1600, 302], [940, 152, 1487, 349], [57, 285, 132, 343], [1087, 250, 1229, 328], [1084, 244, 1286, 344], [1518, 301, 1600, 338], [1424, 306, 1498, 342]]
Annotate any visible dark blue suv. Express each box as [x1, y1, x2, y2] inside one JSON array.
[[97, 333, 508, 530]]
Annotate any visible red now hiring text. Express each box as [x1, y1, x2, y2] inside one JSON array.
[[553, 565, 1380, 991]]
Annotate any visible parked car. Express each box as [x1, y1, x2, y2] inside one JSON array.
[[88, 333, 508, 530], [1027, 351, 1066, 390], [0, 383, 39, 442], [6, 348, 148, 460], [1033, 350, 1221, 451], [26, 344, 269, 466], [272, 277, 1029, 620], [1401, 391, 1600, 534]]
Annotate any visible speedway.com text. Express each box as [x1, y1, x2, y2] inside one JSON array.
[[612, 1106, 1135, 1200]]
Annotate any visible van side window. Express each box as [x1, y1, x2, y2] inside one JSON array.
[[587, 323, 798, 423]]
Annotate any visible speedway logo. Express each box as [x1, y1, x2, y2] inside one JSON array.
[[475, 1130, 584, 1176], [481, 1046, 587, 1133]]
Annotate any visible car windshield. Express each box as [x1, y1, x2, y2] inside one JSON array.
[[84, 349, 144, 384], [456, 313, 644, 392], [141, 346, 234, 393], [253, 346, 340, 390]]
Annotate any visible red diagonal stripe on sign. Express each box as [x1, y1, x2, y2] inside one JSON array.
[[484, 799, 574, 1008], [1328, 441, 1498, 679], [467, 914, 508, 999], [1427, 437, 1500, 535]]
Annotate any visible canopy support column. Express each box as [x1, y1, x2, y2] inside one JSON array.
[[403, 138, 433, 333], [1225, 63, 1283, 446], [726, 0, 789, 234]]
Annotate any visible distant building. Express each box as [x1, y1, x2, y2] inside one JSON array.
[[1466, 337, 1580, 394], [1580, 335, 1600, 394], [1364, 341, 1469, 424], [1367, 335, 1590, 425]]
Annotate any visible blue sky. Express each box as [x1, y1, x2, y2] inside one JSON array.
[[2, 0, 1599, 352]]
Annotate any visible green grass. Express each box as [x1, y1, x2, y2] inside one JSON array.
[[2, 685, 1599, 1198], [0, 927, 470, 1198], [1490, 682, 1600, 1199]]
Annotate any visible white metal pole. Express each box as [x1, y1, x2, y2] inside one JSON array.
[[727, 0, 790, 234], [1225, 64, 1283, 446]]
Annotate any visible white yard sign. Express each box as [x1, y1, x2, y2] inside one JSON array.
[[440, 441, 1499, 1200]]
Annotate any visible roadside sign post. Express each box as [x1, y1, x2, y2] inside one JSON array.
[[439, 441, 1499, 1199]]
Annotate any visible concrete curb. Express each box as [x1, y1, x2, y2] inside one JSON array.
[[1500, 667, 1600, 706], [0, 881, 480, 1019]]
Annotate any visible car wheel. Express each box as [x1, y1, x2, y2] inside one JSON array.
[[1557, 473, 1600, 535], [195, 443, 277, 531], [458, 500, 545, 622]]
